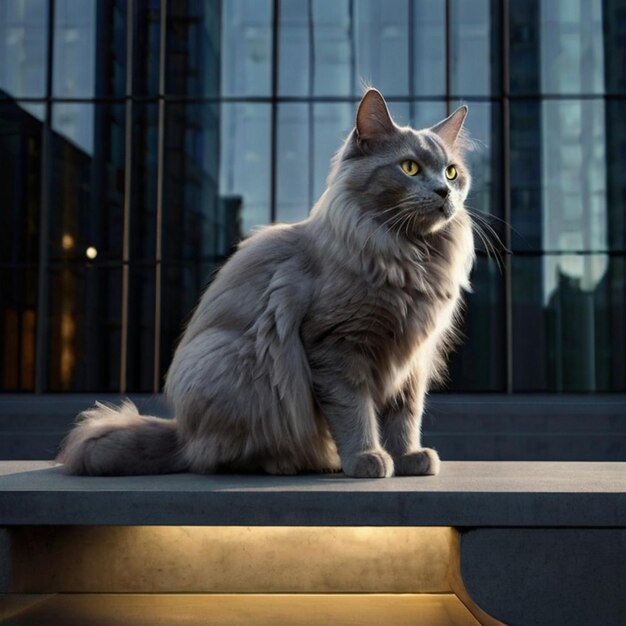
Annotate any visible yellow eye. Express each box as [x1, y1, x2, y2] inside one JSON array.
[[445, 165, 458, 180], [400, 160, 420, 176]]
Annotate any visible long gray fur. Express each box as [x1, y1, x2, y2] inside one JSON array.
[[57, 89, 475, 478]]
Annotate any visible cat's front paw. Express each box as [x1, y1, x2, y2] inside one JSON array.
[[394, 448, 440, 476], [343, 449, 394, 478]]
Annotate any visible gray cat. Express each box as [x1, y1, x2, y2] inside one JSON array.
[[58, 89, 475, 478]]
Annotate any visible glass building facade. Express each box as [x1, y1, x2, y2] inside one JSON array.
[[0, 0, 625, 394]]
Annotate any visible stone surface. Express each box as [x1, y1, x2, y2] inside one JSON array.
[[1, 461, 626, 526], [460, 528, 626, 626], [0, 593, 481, 626]]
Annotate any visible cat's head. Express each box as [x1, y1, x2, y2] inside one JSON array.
[[329, 89, 471, 236]]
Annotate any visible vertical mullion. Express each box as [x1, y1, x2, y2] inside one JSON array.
[[408, 0, 415, 123], [120, 0, 135, 394], [501, 0, 513, 393], [445, 0, 452, 114], [307, 0, 314, 210], [35, 0, 55, 394], [153, 0, 167, 392], [270, 0, 280, 223]]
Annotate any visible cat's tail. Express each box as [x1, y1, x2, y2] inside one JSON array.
[[56, 400, 187, 476]]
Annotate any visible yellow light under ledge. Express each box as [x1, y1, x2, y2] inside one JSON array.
[[10, 526, 455, 595]]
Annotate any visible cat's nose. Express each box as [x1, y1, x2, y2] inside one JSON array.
[[433, 186, 449, 198]]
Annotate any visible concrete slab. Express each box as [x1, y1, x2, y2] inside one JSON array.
[[0, 461, 625, 526]]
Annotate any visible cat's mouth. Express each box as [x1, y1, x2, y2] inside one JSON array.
[[438, 200, 455, 219]]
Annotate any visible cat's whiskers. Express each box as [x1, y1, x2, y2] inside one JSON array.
[[463, 208, 510, 273]]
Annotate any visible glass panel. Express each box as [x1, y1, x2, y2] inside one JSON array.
[[509, 100, 541, 251], [278, 0, 310, 96], [450, 0, 500, 97], [53, 0, 96, 98], [0, 102, 42, 265], [134, 0, 161, 96], [130, 103, 159, 260], [312, 102, 353, 200], [163, 102, 223, 261], [221, 0, 272, 97], [603, 0, 626, 94], [447, 257, 506, 391], [311, 0, 352, 97], [276, 103, 310, 223], [0, 0, 48, 99], [53, 0, 127, 98], [0, 268, 38, 391], [50, 103, 126, 262], [48, 264, 122, 391], [354, 0, 409, 97], [220, 103, 271, 235], [509, 0, 541, 94], [410, 101, 447, 130], [539, 1, 605, 95], [160, 262, 202, 384], [126, 266, 155, 392], [510, 99, 608, 253], [512, 254, 626, 391], [166, 0, 220, 97], [510, 0, 609, 95], [412, 0, 446, 97], [605, 99, 626, 251]]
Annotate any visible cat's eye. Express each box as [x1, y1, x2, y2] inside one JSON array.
[[445, 165, 458, 180], [400, 160, 420, 176]]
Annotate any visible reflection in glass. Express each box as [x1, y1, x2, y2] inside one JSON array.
[[510, 0, 608, 95], [221, 0, 272, 97], [539, 1, 605, 95], [279, 0, 441, 98], [220, 103, 271, 235], [354, 0, 409, 96], [451, 0, 500, 97], [0, 268, 38, 391], [166, 0, 220, 97], [0, 102, 42, 265], [605, 100, 626, 251], [134, 0, 161, 96], [511, 100, 608, 255], [312, 103, 353, 200], [311, 0, 352, 96], [53, 0, 97, 97], [0, 102, 41, 390], [278, 0, 310, 96], [413, 0, 446, 97], [447, 256, 505, 391], [276, 104, 309, 223], [541, 100, 607, 255], [0, 0, 48, 99], [48, 265, 122, 391], [50, 103, 125, 261], [163, 103, 223, 261], [513, 255, 625, 391]]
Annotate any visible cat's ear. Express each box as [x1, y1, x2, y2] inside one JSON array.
[[355, 89, 396, 143], [431, 106, 468, 145]]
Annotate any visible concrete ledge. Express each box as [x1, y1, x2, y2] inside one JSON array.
[[1, 461, 625, 527]]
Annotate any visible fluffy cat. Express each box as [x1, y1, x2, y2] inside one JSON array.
[[58, 89, 475, 478]]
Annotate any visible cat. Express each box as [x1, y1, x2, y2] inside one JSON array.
[[57, 89, 475, 479]]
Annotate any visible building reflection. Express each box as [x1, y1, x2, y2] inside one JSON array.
[[0, 0, 625, 393]]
